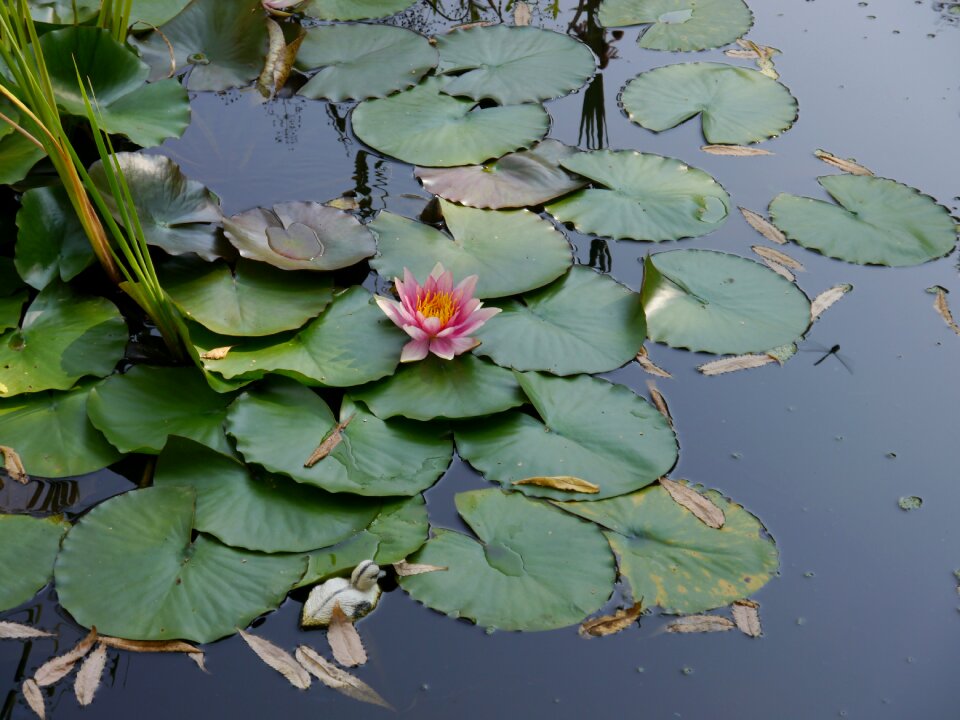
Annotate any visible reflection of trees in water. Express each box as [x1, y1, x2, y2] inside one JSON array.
[[392, 0, 566, 34], [0, 475, 80, 514], [569, 0, 619, 149], [265, 97, 303, 147], [588, 238, 611, 273]]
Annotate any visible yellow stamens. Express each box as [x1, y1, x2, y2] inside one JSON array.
[[417, 290, 458, 325]]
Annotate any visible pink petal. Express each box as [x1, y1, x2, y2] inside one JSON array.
[[402, 323, 429, 340], [453, 274, 478, 301], [421, 315, 442, 335], [400, 337, 430, 362], [374, 295, 409, 328], [444, 306, 501, 337], [430, 335, 480, 359], [430, 263, 454, 295]]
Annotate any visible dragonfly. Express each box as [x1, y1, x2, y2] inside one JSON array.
[[799, 341, 853, 373]]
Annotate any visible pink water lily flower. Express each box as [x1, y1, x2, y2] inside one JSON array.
[[375, 264, 500, 363]]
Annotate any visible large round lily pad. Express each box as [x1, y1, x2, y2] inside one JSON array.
[[296, 23, 437, 102], [0, 383, 121, 478], [599, 0, 753, 51], [28, 0, 99, 23], [55, 486, 307, 642], [129, 0, 193, 27], [302, 0, 416, 20], [354, 354, 526, 421], [474, 266, 646, 375], [456, 372, 677, 501], [352, 76, 550, 167], [370, 199, 571, 299], [400, 489, 616, 631], [414, 140, 587, 210], [15, 186, 95, 291], [768, 174, 958, 267], [154, 438, 380, 553], [161, 257, 333, 336], [0, 515, 69, 611], [40, 27, 189, 148], [226, 377, 453, 496], [558, 484, 779, 613], [223, 202, 375, 271], [89, 153, 226, 261], [86, 366, 236, 456], [436, 25, 596, 105], [0, 126, 45, 186], [192, 286, 407, 386], [546, 150, 729, 241], [621, 62, 798, 145], [0, 282, 127, 397], [641, 249, 811, 354]]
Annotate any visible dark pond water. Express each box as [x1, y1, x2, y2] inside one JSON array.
[[3, 0, 959, 718]]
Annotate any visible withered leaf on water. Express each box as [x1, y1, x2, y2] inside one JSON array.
[[752, 245, 804, 270], [927, 286, 960, 336], [22, 679, 44, 720], [810, 284, 853, 321], [325, 196, 360, 212], [99, 637, 202, 655], [238, 629, 311, 690], [668, 615, 735, 633], [814, 149, 873, 176], [328, 605, 367, 668], [760, 259, 794, 282], [512, 475, 599, 494], [701, 145, 773, 157], [739, 207, 787, 245], [698, 354, 775, 376], [34, 628, 99, 687], [257, 18, 305, 98], [659, 478, 725, 529], [0, 445, 27, 483], [199, 346, 233, 360], [74, 643, 108, 707], [579, 601, 644, 638], [646, 381, 672, 426], [295, 645, 393, 710], [305, 414, 355, 468], [188, 652, 208, 673], [0, 622, 54, 639], [392, 560, 447, 577], [514, 0, 532, 25], [636, 346, 672, 378], [731, 599, 762, 638]]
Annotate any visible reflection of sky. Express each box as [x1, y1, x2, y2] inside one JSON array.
[[4, 1, 960, 718]]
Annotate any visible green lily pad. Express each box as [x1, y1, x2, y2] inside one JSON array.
[[0, 515, 69, 611], [400, 489, 615, 631], [89, 153, 226, 261], [223, 202, 375, 271], [15, 186, 95, 291], [599, 0, 753, 51], [436, 25, 596, 105], [302, 0, 417, 20], [296, 23, 437, 102], [0, 119, 45, 186], [86, 365, 236, 456], [130, 0, 193, 26], [456, 372, 677, 501], [55, 486, 307, 642], [621, 62, 798, 145], [40, 27, 189, 148], [414, 140, 587, 210], [191, 287, 406, 386], [132, 0, 269, 91], [474, 266, 646, 375], [352, 76, 550, 168], [354, 354, 526, 421], [370, 199, 571, 299], [226, 377, 453, 496], [0, 259, 28, 333], [28, 0, 99, 25], [155, 438, 380, 553], [0, 282, 127, 397], [546, 150, 730, 241], [0, 383, 121, 478], [161, 257, 333, 336], [558, 484, 779, 613], [768, 175, 958, 267], [641, 249, 811, 354], [299, 495, 428, 587]]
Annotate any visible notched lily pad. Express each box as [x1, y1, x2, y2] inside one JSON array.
[[0, 514, 70, 612], [599, 0, 754, 51]]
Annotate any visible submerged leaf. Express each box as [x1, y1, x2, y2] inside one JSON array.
[[579, 601, 644, 637], [731, 599, 762, 637], [927, 286, 960, 336], [667, 615, 735, 633], [0, 622, 54, 639], [814, 149, 873, 176], [392, 560, 447, 577], [328, 605, 367, 668], [810, 284, 853, 321], [739, 207, 787, 244], [239, 629, 311, 690], [513, 476, 600, 494], [22, 679, 44, 720], [295, 645, 393, 709], [34, 628, 99, 687], [74, 643, 108, 707], [660, 478, 725, 529]]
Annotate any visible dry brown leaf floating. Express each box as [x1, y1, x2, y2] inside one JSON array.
[[392, 560, 448, 577], [697, 354, 775, 376], [0, 445, 28, 483], [22, 678, 44, 720], [751, 245, 804, 271], [659, 478, 724, 529], [810, 284, 853, 321], [199, 346, 233, 360], [74, 643, 108, 707], [305, 414, 355, 468], [295, 645, 393, 710], [668, 615, 735, 633], [328, 605, 367, 668], [731, 599, 763, 638], [701, 144, 773, 157], [34, 627, 99, 687], [928, 286, 960, 336], [579, 601, 644, 638], [814, 149, 873, 176], [238, 629, 311, 690], [0, 622, 55, 639], [635, 346, 671, 378], [760, 259, 795, 282], [646, 380, 672, 426], [99, 637, 201, 655], [739, 207, 787, 245], [514, 0, 532, 25], [325, 196, 360, 212], [512, 476, 599, 494], [257, 18, 306, 98]]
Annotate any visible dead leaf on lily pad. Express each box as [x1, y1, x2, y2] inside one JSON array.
[[646, 381, 672, 426], [810, 284, 853, 321], [325, 196, 360, 212], [22, 678, 44, 719], [814, 149, 873, 176], [74, 642, 107, 707], [668, 615, 735, 633], [731, 599, 762, 637], [579, 601, 644, 637], [698, 354, 775, 376], [514, 1, 532, 25], [393, 560, 447, 577], [328, 605, 367, 668], [258, 18, 305, 98], [739, 207, 787, 244], [701, 145, 773, 157], [513, 476, 599, 494], [0, 445, 27, 483], [636, 347, 671, 378], [239, 629, 311, 690], [927, 286, 960, 336], [660, 478, 724, 529], [752, 245, 804, 271], [199, 346, 233, 360], [305, 414, 354, 468], [34, 628, 98, 687], [0, 622, 54, 639], [295, 645, 393, 710]]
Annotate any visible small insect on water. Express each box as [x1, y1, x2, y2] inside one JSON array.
[[800, 341, 853, 373]]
